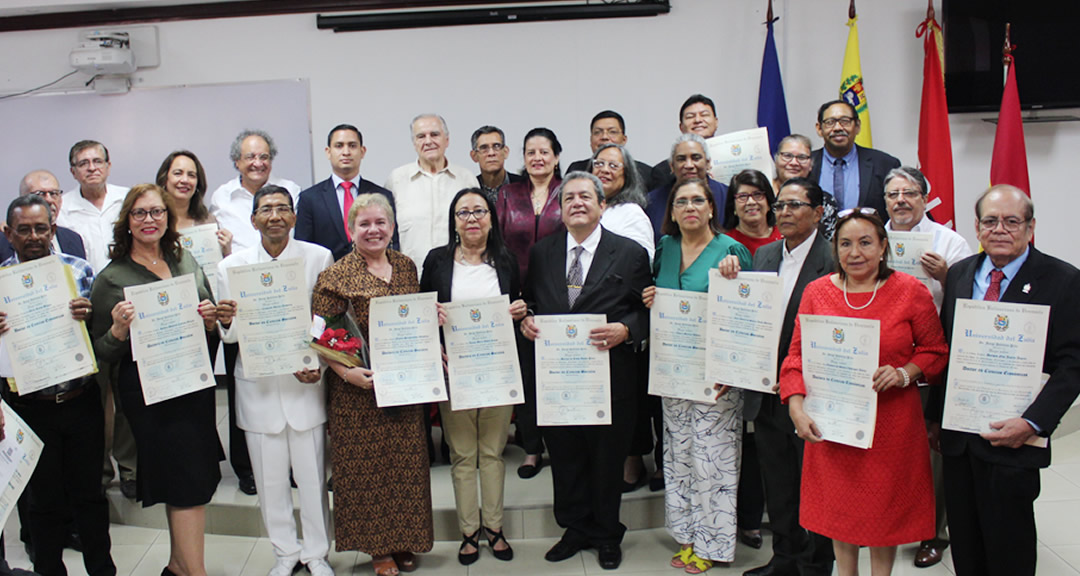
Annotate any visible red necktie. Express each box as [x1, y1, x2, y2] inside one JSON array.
[[984, 269, 1005, 302], [341, 181, 354, 242]]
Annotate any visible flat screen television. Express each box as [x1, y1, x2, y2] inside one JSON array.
[[943, 0, 1080, 113]]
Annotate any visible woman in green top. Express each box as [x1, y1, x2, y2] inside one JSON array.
[[642, 178, 751, 574], [90, 183, 224, 576]]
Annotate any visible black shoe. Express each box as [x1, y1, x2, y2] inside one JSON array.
[[739, 529, 763, 549], [120, 479, 137, 499], [65, 530, 82, 551], [238, 474, 257, 496], [485, 527, 514, 561], [621, 475, 647, 493], [327, 475, 333, 492], [743, 561, 797, 576], [545, 538, 586, 562], [517, 456, 544, 479], [162, 568, 178, 576], [458, 530, 480, 565], [648, 474, 665, 492], [597, 544, 622, 570]]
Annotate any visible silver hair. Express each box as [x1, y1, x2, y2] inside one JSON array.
[[229, 129, 278, 163], [592, 144, 646, 208], [411, 113, 449, 138], [884, 166, 928, 196], [470, 125, 505, 151], [669, 132, 711, 163], [556, 171, 606, 205]]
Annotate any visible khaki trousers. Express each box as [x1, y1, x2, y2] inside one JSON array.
[[438, 402, 513, 535]]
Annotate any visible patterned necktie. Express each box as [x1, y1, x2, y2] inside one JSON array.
[[341, 181, 355, 241], [832, 158, 846, 209], [567, 245, 584, 308], [984, 269, 1005, 302]]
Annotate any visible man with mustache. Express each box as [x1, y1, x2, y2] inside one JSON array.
[[808, 100, 899, 218]]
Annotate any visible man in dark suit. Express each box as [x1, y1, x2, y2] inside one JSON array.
[[469, 125, 523, 197], [807, 100, 899, 218], [520, 172, 651, 571], [645, 133, 729, 243], [295, 124, 398, 261], [651, 94, 720, 186], [935, 185, 1080, 576], [0, 170, 86, 262], [565, 110, 658, 191], [728, 177, 835, 576]]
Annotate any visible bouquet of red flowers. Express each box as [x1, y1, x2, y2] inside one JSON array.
[[310, 313, 368, 368]]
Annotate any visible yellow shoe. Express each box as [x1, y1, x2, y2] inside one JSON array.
[[671, 545, 694, 569], [684, 553, 713, 574]]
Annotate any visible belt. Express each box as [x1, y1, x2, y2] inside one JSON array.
[[18, 386, 88, 404]]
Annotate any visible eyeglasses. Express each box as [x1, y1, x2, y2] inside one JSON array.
[[130, 208, 167, 221], [31, 189, 63, 199], [773, 200, 814, 212], [837, 207, 878, 219], [734, 191, 767, 204], [241, 153, 271, 163], [455, 208, 490, 221], [73, 158, 107, 170], [592, 159, 624, 171], [673, 197, 708, 209], [978, 216, 1029, 232], [591, 128, 623, 138], [820, 117, 856, 129], [255, 205, 294, 216], [11, 224, 51, 238], [777, 152, 812, 164], [474, 143, 505, 154], [884, 189, 922, 201]]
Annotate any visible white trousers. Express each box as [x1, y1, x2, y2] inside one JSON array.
[[246, 424, 330, 563]]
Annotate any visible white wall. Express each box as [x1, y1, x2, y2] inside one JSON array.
[[1, 0, 1076, 265]]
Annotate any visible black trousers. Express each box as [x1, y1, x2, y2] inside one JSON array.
[[7, 384, 115, 576], [513, 333, 544, 455], [754, 394, 832, 576], [943, 450, 1039, 576], [221, 342, 252, 478], [628, 352, 663, 466], [544, 395, 635, 547], [737, 423, 765, 531]]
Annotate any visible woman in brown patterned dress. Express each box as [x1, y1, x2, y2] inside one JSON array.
[[312, 193, 433, 576]]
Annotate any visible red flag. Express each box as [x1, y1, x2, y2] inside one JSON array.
[[916, 2, 955, 228], [990, 27, 1031, 197]]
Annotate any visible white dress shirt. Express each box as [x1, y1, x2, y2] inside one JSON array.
[[886, 214, 973, 310], [207, 176, 302, 254], [779, 230, 818, 313], [566, 225, 604, 285], [601, 203, 655, 264], [56, 182, 128, 273]]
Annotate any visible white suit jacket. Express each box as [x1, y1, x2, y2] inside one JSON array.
[[218, 238, 333, 434]]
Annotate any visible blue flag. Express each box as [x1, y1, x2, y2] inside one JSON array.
[[757, 19, 790, 156]]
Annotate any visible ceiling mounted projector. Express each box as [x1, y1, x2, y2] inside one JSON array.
[[70, 30, 136, 74]]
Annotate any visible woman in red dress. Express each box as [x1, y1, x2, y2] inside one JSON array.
[[722, 169, 781, 256], [780, 209, 948, 576]]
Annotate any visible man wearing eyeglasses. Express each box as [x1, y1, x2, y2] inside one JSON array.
[[934, 185, 1080, 576], [0, 170, 86, 262], [470, 125, 523, 198], [808, 100, 899, 218], [57, 140, 128, 275], [565, 111, 658, 191]]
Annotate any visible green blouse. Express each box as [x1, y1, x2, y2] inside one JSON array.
[[653, 234, 753, 292]]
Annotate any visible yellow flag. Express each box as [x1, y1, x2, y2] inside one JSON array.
[[840, 16, 872, 147]]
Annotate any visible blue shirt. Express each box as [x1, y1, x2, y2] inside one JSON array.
[[820, 146, 860, 211], [972, 246, 1030, 301]]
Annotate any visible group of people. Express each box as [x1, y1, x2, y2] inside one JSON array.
[[0, 92, 1076, 576]]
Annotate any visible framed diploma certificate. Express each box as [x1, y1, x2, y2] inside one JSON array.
[[706, 127, 776, 184], [886, 231, 934, 289], [707, 270, 784, 394], [649, 288, 712, 402], [179, 224, 223, 298], [534, 314, 611, 426], [368, 292, 446, 407], [225, 258, 317, 378], [800, 315, 880, 449], [125, 274, 215, 405], [942, 300, 1049, 442], [0, 255, 97, 395], [442, 295, 524, 411], [0, 402, 43, 530]]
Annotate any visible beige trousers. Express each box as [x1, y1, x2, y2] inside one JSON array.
[[438, 402, 513, 535]]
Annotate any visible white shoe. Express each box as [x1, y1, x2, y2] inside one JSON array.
[[306, 558, 335, 576], [267, 558, 299, 576]]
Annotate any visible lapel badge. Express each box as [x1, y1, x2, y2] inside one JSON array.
[[1022, 283, 1031, 294]]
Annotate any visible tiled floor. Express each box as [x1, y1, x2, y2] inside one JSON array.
[[7, 391, 1080, 575]]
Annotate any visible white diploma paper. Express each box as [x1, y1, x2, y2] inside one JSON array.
[[707, 271, 785, 394], [368, 292, 446, 407], [226, 258, 317, 378], [125, 274, 215, 405], [649, 288, 712, 402], [887, 231, 935, 290], [0, 255, 97, 395], [442, 295, 524, 411], [800, 315, 880, 449], [0, 402, 43, 530], [534, 314, 611, 426], [942, 300, 1050, 446], [179, 224, 223, 298], [706, 127, 776, 184]]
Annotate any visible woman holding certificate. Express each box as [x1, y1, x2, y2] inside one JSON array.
[[155, 150, 232, 254], [641, 178, 752, 573], [781, 209, 948, 576], [723, 169, 781, 257], [311, 193, 432, 576], [89, 183, 224, 576], [419, 188, 526, 565]]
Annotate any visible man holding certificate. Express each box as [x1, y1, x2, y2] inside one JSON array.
[[0, 194, 115, 576], [216, 185, 335, 576], [936, 186, 1080, 576], [520, 172, 651, 570]]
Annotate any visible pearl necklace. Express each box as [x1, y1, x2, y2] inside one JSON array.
[[843, 277, 881, 310]]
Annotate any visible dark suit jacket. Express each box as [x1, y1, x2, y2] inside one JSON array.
[[523, 227, 651, 402], [744, 232, 834, 421], [808, 144, 899, 218], [650, 159, 674, 190], [0, 226, 86, 263], [644, 177, 730, 244], [566, 158, 659, 191], [418, 246, 521, 304], [934, 248, 1080, 469], [294, 176, 399, 261]]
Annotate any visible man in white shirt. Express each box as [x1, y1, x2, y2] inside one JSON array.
[[217, 185, 334, 576], [384, 114, 479, 274]]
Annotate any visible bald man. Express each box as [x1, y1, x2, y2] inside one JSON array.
[[0, 170, 86, 261]]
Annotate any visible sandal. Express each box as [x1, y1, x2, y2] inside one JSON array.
[[684, 553, 713, 574], [671, 545, 694, 568], [392, 552, 417, 573], [458, 530, 480, 565], [485, 527, 514, 561], [372, 556, 398, 576]]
